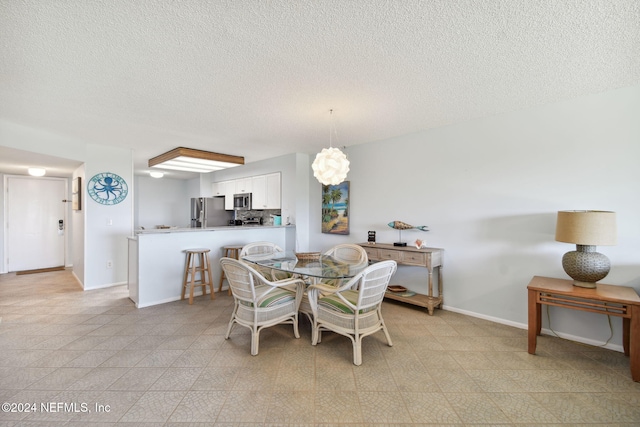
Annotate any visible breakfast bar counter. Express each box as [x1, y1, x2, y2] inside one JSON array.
[[127, 225, 295, 308]]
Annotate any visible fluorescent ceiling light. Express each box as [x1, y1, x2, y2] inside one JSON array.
[[149, 147, 244, 173], [28, 167, 46, 177]]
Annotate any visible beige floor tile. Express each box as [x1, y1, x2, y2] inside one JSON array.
[[167, 390, 226, 422], [107, 367, 166, 391], [216, 389, 271, 422], [400, 391, 462, 424], [190, 366, 241, 390], [118, 390, 186, 423], [148, 367, 203, 390], [265, 390, 315, 423], [358, 391, 413, 423], [1, 269, 639, 425], [445, 392, 512, 424], [315, 390, 363, 423]]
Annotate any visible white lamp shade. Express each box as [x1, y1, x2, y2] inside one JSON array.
[[311, 147, 350, 185], [555, 210, 617, 246]]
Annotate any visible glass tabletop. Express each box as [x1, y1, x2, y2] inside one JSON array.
[[241, 251, 368, 280]]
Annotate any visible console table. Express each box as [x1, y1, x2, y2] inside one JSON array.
[[358, 243, 443, 315], [527, 275, 640, 382]]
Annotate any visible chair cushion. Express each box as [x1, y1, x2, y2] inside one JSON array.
[[318, 290, 375, 314], [238, 285, 295, 308]]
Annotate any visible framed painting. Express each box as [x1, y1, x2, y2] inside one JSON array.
[[321, 181, 349, 235], [72, 177, 81, 211]]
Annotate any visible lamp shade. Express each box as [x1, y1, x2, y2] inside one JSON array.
[[311, 147, 350, 185], [555, 210, 616, 246]]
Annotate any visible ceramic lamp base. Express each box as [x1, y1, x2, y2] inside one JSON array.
[[562, 244, 610, 287]]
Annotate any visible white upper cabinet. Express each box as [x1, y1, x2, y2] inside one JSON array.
[[223, 180, 235, 210], [235, 177, 252, 194], [212, 181, 226, 197], [214, 173, 281, 211], [252, 172, 281, 209]]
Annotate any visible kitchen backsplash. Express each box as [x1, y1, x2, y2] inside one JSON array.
[[235, 209, 282, 225]]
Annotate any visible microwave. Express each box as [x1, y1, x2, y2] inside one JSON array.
[[233, 193, 252, 210]]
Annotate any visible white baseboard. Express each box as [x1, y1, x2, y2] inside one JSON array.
[[442, 304, 624, 353], [83, 281, 127, 291]]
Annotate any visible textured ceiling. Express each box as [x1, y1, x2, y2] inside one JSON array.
[[1, 0, 639, 178]]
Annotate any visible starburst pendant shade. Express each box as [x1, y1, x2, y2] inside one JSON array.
[[312, 147, 350, 185]]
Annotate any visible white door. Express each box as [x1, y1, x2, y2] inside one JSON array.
[[6, 176, 66, 272]]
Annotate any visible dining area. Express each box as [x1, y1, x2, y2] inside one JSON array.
[[219, 242, 397, 365]]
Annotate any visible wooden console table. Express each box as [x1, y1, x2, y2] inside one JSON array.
[[358, 243, 443, 315], [527, 275, 640, 382]]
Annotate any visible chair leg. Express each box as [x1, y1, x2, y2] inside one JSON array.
[[381, 321, 393, 347], [353, 335, 362, 366], [225, 306, 237, 339], [292, 313, 300, 339], [311, 321, 319, 345], [251, 327, 260, 356]]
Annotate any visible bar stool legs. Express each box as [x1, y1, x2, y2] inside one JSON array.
[[219, 245, 243, 295], [182, 248, 215, 305]]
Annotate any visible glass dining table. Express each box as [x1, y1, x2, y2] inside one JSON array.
[[241, 251, 368, 282]]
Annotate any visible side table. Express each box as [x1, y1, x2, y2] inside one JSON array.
[[527, 275, 640, 382], [358, 243, 443, 315]]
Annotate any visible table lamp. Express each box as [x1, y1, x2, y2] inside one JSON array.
[[555, 210, 617, 288]]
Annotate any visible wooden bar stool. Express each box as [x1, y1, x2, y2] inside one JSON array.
[[182, 248, 215, 305], [219, 245, 243, 295]]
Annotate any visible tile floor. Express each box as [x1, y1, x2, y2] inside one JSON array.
[[0, 269, 639, 426]]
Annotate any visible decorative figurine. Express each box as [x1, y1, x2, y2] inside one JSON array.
[[387, 221, 429, 247]]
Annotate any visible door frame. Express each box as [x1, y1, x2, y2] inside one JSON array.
[[2, 174, 70, 274]]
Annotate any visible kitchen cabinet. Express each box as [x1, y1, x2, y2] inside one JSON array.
[[358, 243, 443, 315], [235, 177, 252, 194], [212, 181, 227, 197], [223, 180, 235, 210], [251, 172, 281, 209], [213, 173, 281, 211]]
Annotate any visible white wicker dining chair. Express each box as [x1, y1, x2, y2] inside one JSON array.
[[220, 257, 305, 356], [308, 259, 397, 365], [239, 241, 289, 281], [299, 244, 369, 322]]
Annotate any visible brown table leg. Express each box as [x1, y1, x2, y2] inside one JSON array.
[[623, 317, 630, 357], [528, 289, 540, 354], [630, 305, 639, 382]]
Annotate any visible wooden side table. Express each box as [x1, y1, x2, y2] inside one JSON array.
[[527, 275, 640, 382], [358, 243, 443, 315]]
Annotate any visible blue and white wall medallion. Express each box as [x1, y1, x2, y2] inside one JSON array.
[[87, 172, 129, 205]]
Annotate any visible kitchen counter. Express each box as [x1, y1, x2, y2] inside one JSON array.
[[134, 224, 292, 234], [128, 225, 296, 308]]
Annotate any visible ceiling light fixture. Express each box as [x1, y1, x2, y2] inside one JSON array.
[[148, 147, 244, 173], [312, 109, 350, 185], [28, 167, 46, 177], [149, 171, 164, 178]]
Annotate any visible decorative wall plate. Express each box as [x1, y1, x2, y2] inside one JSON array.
[[87, 172, 129, 205]]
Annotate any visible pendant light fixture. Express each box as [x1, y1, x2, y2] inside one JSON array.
[[311, 109, 350, 185]]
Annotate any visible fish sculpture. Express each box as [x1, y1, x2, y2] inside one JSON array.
[[388, 221, 428, 231]]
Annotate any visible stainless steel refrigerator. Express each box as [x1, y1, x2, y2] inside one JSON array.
[[190, 197, 232, 227]]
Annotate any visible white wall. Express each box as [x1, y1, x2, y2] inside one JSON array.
[[83, 144, 134, 289], [309, 84, 640, 350], [134, 175, 191, 230]]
